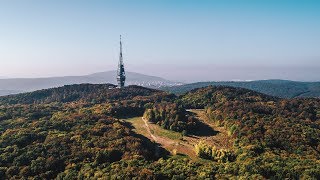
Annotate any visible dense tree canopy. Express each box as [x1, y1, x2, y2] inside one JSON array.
[[0, 84, 174, 105], [143, 102, 198, 134], [0, 102, 166, 179], [0, 84, 319, 179], [161, 80, 320, 98]]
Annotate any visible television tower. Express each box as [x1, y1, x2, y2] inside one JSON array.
[[117, 35, 126, 88]]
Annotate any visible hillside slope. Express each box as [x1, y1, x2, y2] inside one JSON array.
[[0, 105, 162, 179], [180, 86, 320, 157], [0, 84, 173, 179], [178, 85, 278, 109], [0, 84, 319, 179], [0, 84, 173, 105], [162, 79, 320, 98]]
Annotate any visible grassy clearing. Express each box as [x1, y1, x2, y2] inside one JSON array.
[[125, 116, 182, 140], [125, 117, 148, 135], [124, 112, 233, 158], [125, 116, 141, 122], [151, 124, 182, 140]]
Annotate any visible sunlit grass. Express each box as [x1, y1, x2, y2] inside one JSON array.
[[124, 116, 182, 140], [125, 117, 148, 135], [152, 126, 182, 140], [125, 117, 142, 122]]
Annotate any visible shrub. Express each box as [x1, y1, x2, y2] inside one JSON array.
[[195, 141, 235, 162]]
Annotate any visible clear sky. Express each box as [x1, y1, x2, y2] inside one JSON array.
[[0, 0, 319, 82]]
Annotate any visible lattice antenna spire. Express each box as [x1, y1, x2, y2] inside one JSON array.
[[119, 35, 123, 63]]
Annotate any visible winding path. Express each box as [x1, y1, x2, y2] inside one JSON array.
[[142, 117, 158, 142], [128, 110, 234, 158]]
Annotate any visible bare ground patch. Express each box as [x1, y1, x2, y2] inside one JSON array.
[[125, 110, 234, 159]]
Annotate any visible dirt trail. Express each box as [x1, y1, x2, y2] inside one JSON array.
[[187, 109, 234, 149], [142, 117, 196, 158], [128, 110, 234, 158], [142, 117, 158, 142]]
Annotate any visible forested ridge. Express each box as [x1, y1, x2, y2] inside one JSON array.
[[161, 79, 320, 98], [0, 84, 173, 105], [180, 86, 320, 178], [0, 84, 319, 179], [180, 86, 320, 156]]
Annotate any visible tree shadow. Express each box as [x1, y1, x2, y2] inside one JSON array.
[[186, 111, 219, 137], [190, 120, 219, 136], [122, 120, 170, 160]]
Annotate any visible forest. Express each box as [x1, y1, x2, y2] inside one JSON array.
[[0, 84, 319, 179], [143, 102, 199, 134], [161, 80, 320, 98]]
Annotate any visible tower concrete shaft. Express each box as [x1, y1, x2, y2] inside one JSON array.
[[117, 35, 126, 88]]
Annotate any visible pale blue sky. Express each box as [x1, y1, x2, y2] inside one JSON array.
[[0, 0, 319, 82]]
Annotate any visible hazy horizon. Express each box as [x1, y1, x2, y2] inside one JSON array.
[[0, 0, 319, 82], [1, 66, 319, 84]]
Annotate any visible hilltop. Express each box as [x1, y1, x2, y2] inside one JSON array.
[[161, 79, 320, 98], [0, 84, 319, 179], [0, 84, 172, 105], [179, 86, 320, 157], [178, 85, 278, 109]]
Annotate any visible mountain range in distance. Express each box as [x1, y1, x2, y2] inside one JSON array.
[[0, 71, 182, 96], [0, 71, 320, 98]]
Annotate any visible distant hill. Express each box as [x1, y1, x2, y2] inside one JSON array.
[[161, 79, 320, 98], [178, 85, 278, 109], [0, 84, 173, 105], [0, 71, 181, 96], [0, 90, 21, 96]]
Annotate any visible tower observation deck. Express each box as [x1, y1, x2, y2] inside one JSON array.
[[117, 35, 126, 88]]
